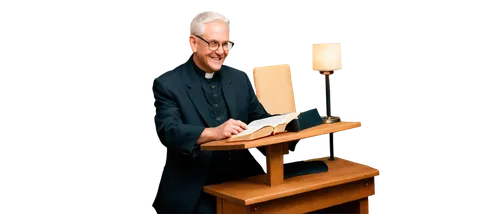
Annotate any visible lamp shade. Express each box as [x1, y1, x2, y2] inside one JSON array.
[[312, 43, 342, 71]]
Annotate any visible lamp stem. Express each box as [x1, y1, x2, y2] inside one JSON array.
[[320, 71, 341, 123], [328, 75, 337, 116]]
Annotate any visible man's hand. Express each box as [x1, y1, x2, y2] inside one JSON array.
[[213, 119, 247, 140], [196, 119, 247, 144]]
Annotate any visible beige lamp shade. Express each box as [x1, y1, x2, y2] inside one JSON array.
[[312, 43, 342, 71]]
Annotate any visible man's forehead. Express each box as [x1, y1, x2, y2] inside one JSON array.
[[203, 33, 228, 42]]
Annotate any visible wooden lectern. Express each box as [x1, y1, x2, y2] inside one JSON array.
[[200, 64, 379, 213], [201, 122, 379, 213]]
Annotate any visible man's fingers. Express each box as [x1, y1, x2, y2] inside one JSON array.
[[223, 131, 233, 138], [226, 118, 247, 130], [234, 126, 244, 133], [223, 126, 243, 136], [228, 124, 245, 133], [221, 127, 233, 136], [234, 120, 247, 130], [231, 128, 239, 135]]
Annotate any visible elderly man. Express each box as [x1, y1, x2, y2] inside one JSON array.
[[152, 11, 271, 213]]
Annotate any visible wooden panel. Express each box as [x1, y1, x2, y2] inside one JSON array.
[[201, 122, 361, 151], [308, 198, 370, 214], [249, 178, 374, 214], [266, 144, 284, 186], [221, 198, 248, 214], [204, 157, 379, 206]]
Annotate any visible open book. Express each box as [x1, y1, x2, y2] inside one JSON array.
[[228, 112, 300, 142]]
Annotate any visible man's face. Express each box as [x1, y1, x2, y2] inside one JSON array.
[[191, 20, 229, 73]]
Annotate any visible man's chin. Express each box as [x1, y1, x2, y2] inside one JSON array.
[[208, 63, 223, 72]]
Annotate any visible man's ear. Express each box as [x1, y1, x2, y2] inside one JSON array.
[[189, 36, 197, 53]]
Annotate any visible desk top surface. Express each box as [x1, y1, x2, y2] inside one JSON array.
[[204, 157, 379, 206], [201, 121, 361, 151]]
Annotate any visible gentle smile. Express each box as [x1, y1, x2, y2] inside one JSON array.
[[211, 56, 222, 61]]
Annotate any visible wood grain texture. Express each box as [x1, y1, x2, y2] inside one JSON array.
[[220, 199, 248, 214], [266, 144, 284, 186], [201, 122, 361, 151], [247, 178, 374, 214], [215, 179, 374, 214], [204, 157, 379, 206]]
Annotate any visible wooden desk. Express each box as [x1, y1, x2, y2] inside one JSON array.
[[201, 122, 361, 151], [201, 122, 379, 214]]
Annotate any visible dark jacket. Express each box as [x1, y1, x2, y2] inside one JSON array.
[[152, 57, 270, 213]]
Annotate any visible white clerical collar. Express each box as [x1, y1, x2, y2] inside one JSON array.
[[205, 72, 214, 79]]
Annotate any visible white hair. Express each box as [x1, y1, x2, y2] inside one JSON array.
[[190, 11, 230, 36]]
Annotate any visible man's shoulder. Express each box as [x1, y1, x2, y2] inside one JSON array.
[[221, 64, 249, 80], [153, 63, 187, 86]]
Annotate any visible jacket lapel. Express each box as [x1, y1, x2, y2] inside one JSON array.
[[220, 67, 238, 119], [182, 61, 216, 127]]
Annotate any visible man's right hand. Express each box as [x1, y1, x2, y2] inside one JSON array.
[[196, 119, 248, 144], [213, 119, 248, 140]]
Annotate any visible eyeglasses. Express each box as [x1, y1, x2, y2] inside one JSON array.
[[194, 35, 234, 51]]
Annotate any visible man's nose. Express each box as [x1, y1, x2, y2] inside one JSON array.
[[215, 45, 224, 55]]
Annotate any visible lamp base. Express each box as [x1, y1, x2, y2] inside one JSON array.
[[322, 116, 341, 124]]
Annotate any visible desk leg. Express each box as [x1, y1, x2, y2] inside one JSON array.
[[266, 144, 284, 186], [216, 198, 222, 214], [359, 197, 369, 214]]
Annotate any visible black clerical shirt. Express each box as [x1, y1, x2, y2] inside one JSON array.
[[189, 56, 247, 186]]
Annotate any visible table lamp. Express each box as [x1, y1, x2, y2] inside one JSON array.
[[313, 43, 342, 124]]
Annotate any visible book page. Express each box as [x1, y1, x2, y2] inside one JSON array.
[[233, 112, 300, 137], [277, 112, 300, 125]]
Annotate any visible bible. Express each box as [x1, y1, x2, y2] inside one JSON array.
[[228, 112, 300, 142]]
